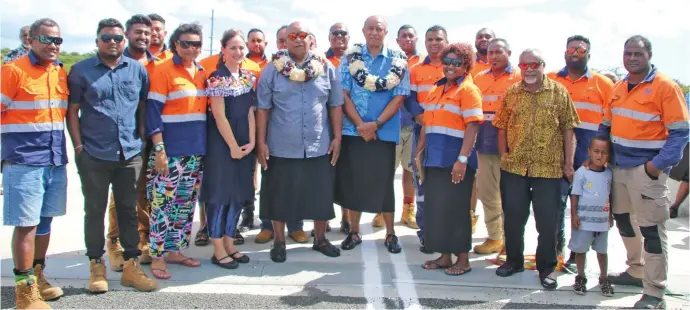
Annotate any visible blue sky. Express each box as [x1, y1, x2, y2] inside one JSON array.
[[3, 0, 689, 83]]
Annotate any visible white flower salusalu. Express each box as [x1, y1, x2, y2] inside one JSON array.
[[391, 57, 408, 68], [385, 74, 401, 87], [309, 59, 324, 77], [274, 55, 290, 71], [289, 69, 306, 82], [349, 60, 365, 74], [346, 45, 362, 55], [364, 75, 377, 91]]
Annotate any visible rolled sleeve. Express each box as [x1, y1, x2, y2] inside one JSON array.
[[145, 70, 167, 137], [256, 64, 275, 110], [339, 59, 353, 92], [327, 64, 344, 107], [67, 65, 85, 104]]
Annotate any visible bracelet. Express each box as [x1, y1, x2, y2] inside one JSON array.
[[74, 145, 83, 150]]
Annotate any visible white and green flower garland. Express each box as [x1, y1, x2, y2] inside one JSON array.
[[272, 50, 327, 82], [345, 43, 407, 92]]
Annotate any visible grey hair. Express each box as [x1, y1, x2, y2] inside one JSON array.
[[520, 48, 544, 62], [29, 18, 59, 37]]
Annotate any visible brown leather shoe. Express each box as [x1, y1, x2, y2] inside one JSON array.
[[400, 203, 419, 229], [106, 239, 124, 272], [15, 276, 50, 309], [121, 258, 157, 292], [473, 238, 504, 254], [289, 230, 309, 243], [372, 213, 385, 228], [34, 264, 63, 301], [89, 258, 108, 293], [255, 229, 274, 244]]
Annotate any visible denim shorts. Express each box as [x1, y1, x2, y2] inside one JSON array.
[[568, 228, 608, 254], [2, 163, 68, 227]]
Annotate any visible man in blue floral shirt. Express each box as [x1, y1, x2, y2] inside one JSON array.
[[336, 15, 411, 254], [3, 26, 31, 63]]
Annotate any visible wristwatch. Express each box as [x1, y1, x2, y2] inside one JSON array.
[[457, 155, 468, 164], [375, 119, 383, 128], [154, 143, 165, 153]]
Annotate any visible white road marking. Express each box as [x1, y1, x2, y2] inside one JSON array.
[[359, 224, 386, 310], [389, 233, 422, 309]]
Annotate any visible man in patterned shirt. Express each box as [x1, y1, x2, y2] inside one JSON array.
[[493, 48, 580, 290], [3, 26, 31, 63]]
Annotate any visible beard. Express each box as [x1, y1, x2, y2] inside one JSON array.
[[129, 43, 147, 53], [100, 50, 122, 61], [567, 59, 587, 72], [476, 44, 487, 55]]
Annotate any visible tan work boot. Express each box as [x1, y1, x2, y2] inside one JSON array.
[[289, 230, 309, 243], [89, 258, 108, 293], [372, 213, 385, 227], [255, 229, 274, 243], [471, 210, 479, 234], [400, 203, 419, 229], [473, 239, 504, 254], [121, 258, 157, 292], [138, 233, 152, 265], [34, 264, 63, 301], [107, 238, 125, 272], [15, 276, 50, 309]]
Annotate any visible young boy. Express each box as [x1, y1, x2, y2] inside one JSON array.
[[568, 135, 614, 297]]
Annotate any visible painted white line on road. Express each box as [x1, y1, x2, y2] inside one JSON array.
[[359, 224, 386, 310], [389, 235, 421, 310]]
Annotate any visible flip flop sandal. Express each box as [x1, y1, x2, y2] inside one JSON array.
[[150, 267, 171, 279], [444, 266, 472, 276], [422, 259, 451, 270], [228, 251, 250, 264], [194, 230, 210, 246], [166, 257, 201, 267]]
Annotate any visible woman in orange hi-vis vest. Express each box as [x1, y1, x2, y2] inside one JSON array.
[[414, 42, 483, 276]]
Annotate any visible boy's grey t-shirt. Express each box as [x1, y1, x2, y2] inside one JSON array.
[[571, 166, 613, 232]]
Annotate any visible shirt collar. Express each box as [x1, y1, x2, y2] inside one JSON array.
[[325, 48, 335, 58], [520, 74, 554, 92], [556, 66, 592, 79], [94, 54, 129, 68], [123, 48, 159, 63], [362, 44, 390, 59], [435, 74, 467, 86], [476, 55, 488, 64], [246, 53, 267, 62], [173, 54, 204, 70], [487, 64, 514, 74], [28, 50, 63, 67], [623, 65, 657, 83]]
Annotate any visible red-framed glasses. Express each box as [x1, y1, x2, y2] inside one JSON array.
[[518, 62, 544, 70], [288, 31, 309, 41]]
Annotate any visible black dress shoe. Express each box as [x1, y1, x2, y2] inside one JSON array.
[[495, 263, 525, 277], [385, 234, 402, 254], [341, 232, 362, 250]]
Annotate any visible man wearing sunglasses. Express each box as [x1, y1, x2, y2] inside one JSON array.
[[2, 17, 67, 309], [547, 35, 614, 271], [493, 48, 580, 290], [247, 28, 269, 69], [595, 35, 689, 309], [256, 21, 344, 262], [326, 23, 349, 69], [3, 26, 31, 63], [67, 18, 157, 294], [405, 25, 449, 253]]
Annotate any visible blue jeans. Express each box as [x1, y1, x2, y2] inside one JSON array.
[[2, 163, 67, 227]]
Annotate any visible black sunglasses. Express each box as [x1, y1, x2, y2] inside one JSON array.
[[178, 40, 202, 49], [33, 35, 63, 45], [442, 57, 463, 67], [331, 30, 348, 37], [100, 34, 124, 43]]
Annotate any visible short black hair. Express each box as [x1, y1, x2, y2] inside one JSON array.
[[425, 25, 447, 38], [276, 25, 288, 37], [29, 18, 59, 37], [625, 35, 652, 53], [148, 14, 165, 24], [125, 14, 152, 32], [567, 35, 591, 50], [168, 22, 203, 55], [97, 18, 124, 35], [397, 24, 415, 37], [247, 28, 264, 38], [488, 38, 511, 51], [589, 135, 611, 149]]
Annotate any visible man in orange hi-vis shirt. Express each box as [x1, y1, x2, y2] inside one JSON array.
[[147, 14, 173, 61], [246, 28, 269, 69], [472, 28, 494, 77]]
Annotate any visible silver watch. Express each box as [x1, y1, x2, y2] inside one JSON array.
[[457, 155, 468, 164]]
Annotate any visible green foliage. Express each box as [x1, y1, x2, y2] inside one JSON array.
[[1, 49, 93, 72]]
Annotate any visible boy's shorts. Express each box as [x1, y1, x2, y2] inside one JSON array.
[[568, 229, 608, 254], [3, 163, 67, 227]]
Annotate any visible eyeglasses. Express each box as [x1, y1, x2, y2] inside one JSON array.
[[331, 30, 348, 37], [100, 34, 124, 43], [33, 35, 63, 45], [442, 57, 463, 67], [518, 62, 544, 70], [566, 47, 587, 56], [178, 40, 202, 49], [288, 31, 309, 41]]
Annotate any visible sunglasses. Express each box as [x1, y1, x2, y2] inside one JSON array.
[[100, 34, 124, 43], [442, 57, 463, 67], [178, 40, 202, 49], [288, 31, 309, 41], [331, 30, 348, 37], [566, 47, 588, 56], [33, 35, 63, 45], [518, 62, 544, 70]]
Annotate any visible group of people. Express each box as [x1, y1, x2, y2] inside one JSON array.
[[2, 11, 688, 310]]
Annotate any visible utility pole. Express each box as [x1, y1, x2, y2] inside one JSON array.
[[209, 9, 215, 56]]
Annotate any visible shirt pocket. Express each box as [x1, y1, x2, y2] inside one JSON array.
[[312, 77, 331, 99], [119, 80, 141, 102]]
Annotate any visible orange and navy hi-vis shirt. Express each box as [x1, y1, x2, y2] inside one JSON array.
[[325, 48, 342, 69], [471, 56, 490, 78], [146, 54, 208, 157], [408, 53, 422, 68], [599, 65, 689, 171], [1, 51, 69, 166], [548, 67, 613, 167], [152, 44, 173, 62], [473, 65, 521, 155], [247, 53, 268, 70], [123, 49, 161, 76], [404, 56, 445, 132], [198, 53, 262, 85], [421, 75, 484, 170]]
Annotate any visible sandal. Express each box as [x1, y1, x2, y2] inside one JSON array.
[[150, 267, 171, 279], [444, 266, 472, 276], [384, 234, 402, 254], [270, 241, 286, 263], [229, 251, 250, 264], [234, 231, 245, 245], [422, 258, 451, 270], [194, 229, 210, 246], [312, 239, 341, 257], [166, 256, 201, 267], [211, 255, 238, 269], [599, 278, 614, 297], [341, 232, 362, 250]]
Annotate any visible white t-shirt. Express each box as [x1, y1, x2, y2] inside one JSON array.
[[571, 166, 613, 232]]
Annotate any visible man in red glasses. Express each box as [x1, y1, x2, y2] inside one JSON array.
[[595, 35, 688, 309], [256, 21, 344, 262], [547, 35, 614, 271], [67, 18, 156, 293], [2, 17, 67, 309], [493, 48, 579, 290]]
